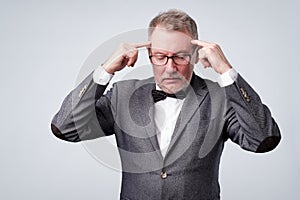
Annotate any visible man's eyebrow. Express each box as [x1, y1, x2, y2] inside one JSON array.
[[174, 50, 191, 54], [150, 50, 166, 54]]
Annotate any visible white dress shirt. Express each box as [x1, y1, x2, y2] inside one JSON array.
[[93, 66, 238, 157], [153, 90, 185, 157]]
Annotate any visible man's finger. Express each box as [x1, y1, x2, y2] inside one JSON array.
[[198, 47, 207, 59], [127, 52, 138, 67], [200, 58, 211, 68], [191, 40, 211, 47], [132, 41, 151, 49]]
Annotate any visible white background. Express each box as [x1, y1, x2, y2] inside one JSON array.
[[0, 0, 299, 199]]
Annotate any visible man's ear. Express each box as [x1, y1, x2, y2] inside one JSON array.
[[192, 50, 199, 64], [191, 44, 200, 64]]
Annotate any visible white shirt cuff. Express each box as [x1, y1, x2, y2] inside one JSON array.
[[93, 65, 114, 85], [217, 68, 238, 87]]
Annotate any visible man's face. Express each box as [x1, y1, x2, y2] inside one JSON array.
[[149, 26, 195, 94]]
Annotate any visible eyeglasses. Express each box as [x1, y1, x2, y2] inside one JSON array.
[[149, 54, 191, 66]]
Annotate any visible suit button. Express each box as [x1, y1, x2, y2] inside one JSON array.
[[161, 172, 168, 179]]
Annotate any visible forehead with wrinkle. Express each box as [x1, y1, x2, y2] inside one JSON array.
[[149, 27, 193, 54]]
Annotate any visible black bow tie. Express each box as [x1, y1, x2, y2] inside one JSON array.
[[152, 89, 186, 103]]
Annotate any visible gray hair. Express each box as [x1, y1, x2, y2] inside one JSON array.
[[148, 9, 198, 39]]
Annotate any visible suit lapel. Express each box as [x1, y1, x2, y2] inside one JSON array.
[[164, 75, 208, 159], [131, 80, 163, 161], [129, 75, 208, 163]]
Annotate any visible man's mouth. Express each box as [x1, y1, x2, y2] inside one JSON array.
[[162, 78, 181, 84], [163, 77, 182, 81]]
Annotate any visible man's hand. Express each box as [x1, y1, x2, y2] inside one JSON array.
[[102, 41, 151, 74], [191, 40, 232, 74]]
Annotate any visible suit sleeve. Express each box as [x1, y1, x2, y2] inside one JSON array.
[[50, 72, 115, 142], [224, 74, 281, 153]]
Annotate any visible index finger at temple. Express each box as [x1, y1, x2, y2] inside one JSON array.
[[191, 40, 211, 47], [132, 41, 151, 49]]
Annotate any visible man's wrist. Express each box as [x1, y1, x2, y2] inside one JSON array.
[[102, 62, 115, 75], [93, 65, 114, 85], [217, 68, 238, 87]]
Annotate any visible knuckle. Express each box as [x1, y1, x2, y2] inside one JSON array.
[[127, 49, 137, 56], [119, 42, 126, 48], [209, 43, 218, 51], [206, 48, 213, 54], [211, 43, 218, 48], [198, 50, 205, 57], [120, 42, 132, 51]]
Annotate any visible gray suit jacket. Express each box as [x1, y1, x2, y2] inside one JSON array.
[[51, 73, 281, 200]]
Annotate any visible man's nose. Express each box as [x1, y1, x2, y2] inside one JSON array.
[[165, 57, 177, 73]]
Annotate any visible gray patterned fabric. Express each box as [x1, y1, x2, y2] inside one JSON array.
[[51, 73, 280, 200]]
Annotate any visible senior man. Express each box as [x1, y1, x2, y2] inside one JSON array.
[[51, 9, 281, 200]]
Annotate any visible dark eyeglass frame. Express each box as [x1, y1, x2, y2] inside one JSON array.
[[149, 53, 192, 66]]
